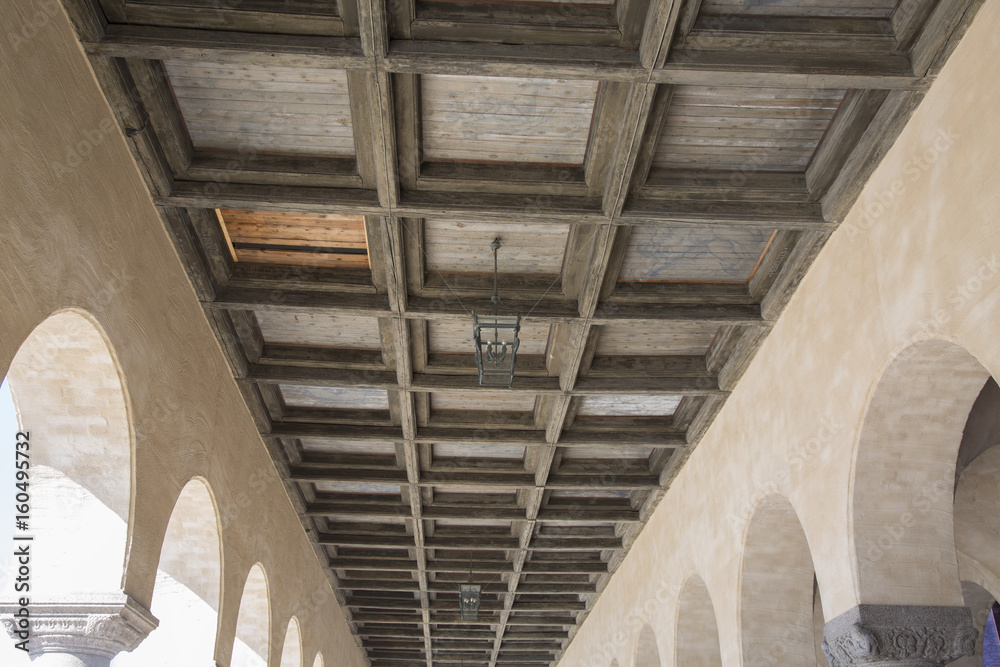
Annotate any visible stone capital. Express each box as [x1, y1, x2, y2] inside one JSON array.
[[0, 594, 158, 664], [822, 605, 977, 667]]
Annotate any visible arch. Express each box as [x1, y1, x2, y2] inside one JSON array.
[[279, 617, 303, 667], [115, 477, 223, 666], [740, 494, 817, 666], [634, 623, 662, 667], [232, 564, 271, 667], [674, 574, 721, 667], [1, 310, 132, 597], [312, 653, 324, 667], [852, 340, 990, 605], [956, 445, 1000, 600]]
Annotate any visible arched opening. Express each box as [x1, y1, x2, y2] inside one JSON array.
[[0, 311, 134, 663], [740, 494, 817, 666], [635, 623, 661, 667], [852, 340, 989, 604], [954, 381, 1000, 667], [674, 575, 722, 667], [232, 564, 271, 667], [279, 617, 303, 667], [312, 653, 324, 667], [115, 478, 223, 666]]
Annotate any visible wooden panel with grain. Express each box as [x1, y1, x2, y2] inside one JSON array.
[[576, 394, 682, 416], [427, 318, 551, 355], [300, 439, 398, 455], [560, 444, 654, 460], [653, 85, 847, 172], [421, 75, 599, 164], [255, 310, 383, 348], [594, 322, 722, 356], [699, 0, 896, 18], [280, 385, 391, 409], [433, 443, 526, 459], [164, 60, 355, 155], [218, 209, 370, 269], [423, 219, 570, 276], [431, 391, 537, 412], [617, 227, 775, 282]]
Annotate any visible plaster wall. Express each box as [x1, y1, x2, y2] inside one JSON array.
[[558, 0, 1000, 665], [0, 0, 365, 664]]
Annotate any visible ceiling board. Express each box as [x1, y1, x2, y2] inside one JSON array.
[[164, 60, 354, 155], [433, 443, 526, 459], [654, 86, 846, 172], [218, 209, 369, 269], [618, 228, 775, 282], [699, 0, 896, 18], [560, 445, 654, 460], [255, 310, 382, 348], [594, 322, 722, 356], [431, 391, 537, 413], [423, 219, 569, 276], [280, 385, 391, 410], [576, 395, 682, 416], [421, 75, 599, 165], [301, 440, 397, 455], [427, 319, 551, 356]]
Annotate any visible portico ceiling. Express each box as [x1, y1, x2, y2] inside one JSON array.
[[61, 0, 978, 663]]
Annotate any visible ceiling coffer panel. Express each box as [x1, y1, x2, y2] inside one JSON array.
[[164, 61, 355, 156], [217, 209, 369, 269], [618, 228, 776, 282], [421, 75, 599, 165], [654, 86, 847, 172]]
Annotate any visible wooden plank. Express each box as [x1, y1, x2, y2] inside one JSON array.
[[421, 75, 599, 165]]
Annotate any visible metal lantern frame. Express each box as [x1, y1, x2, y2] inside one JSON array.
[[472, 238, 521, 388], [458, 582, 482, 621]]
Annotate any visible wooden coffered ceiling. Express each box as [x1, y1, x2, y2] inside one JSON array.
[[62, 0, 982, 664]]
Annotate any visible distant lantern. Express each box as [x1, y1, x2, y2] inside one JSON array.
[[472, 238, 521, 387], [459, 582, 482, 621]]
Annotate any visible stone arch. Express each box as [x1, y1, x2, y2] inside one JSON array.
[[740, 494, 817, 666], [1, 310, 133, 597], [851, 339, 990, 605], [279, 617, 303, 667], [955, 432, 1000, 599], [954, 439, 1000, 667], [116, 477, 223, 666], [634, 623, 661, 667], [232, 564, 271, 667], [674, 574, 721, 667]]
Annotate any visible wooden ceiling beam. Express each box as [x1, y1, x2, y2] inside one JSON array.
[[249, 363, 722, 395], [208, 286, 764, 326], [305, 501, 640, 522], [290, 465, 660, 490], [159, 181, 829, 229], [85, 26, 926, 90], [269, 421, 686, 448]]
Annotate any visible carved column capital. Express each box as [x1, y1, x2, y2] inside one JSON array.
[[822, 605, 977, 667], [0, 594, 158, 665]]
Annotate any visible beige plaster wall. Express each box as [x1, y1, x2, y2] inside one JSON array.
[[0, 0, 366, 664], [558, 1, 1000, 665]]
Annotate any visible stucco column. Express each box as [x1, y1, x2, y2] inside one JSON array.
[[0, 594, 158, 666], [822, 605, 977, 667]]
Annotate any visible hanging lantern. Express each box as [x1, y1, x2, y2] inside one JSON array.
[[472, 239, 521, 388], [459, 582, 482, 621]]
